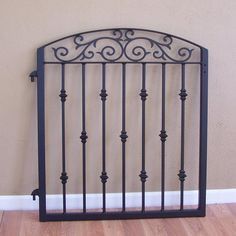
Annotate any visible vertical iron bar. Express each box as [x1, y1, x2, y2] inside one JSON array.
[[80, 63, 88, 213], [178, 64, 187, 210], [59, 63, 68, 214], [198, 48, 208, 216], [120, 63, 128, 212], [37, 47, 46, 221], [139, 63, 148, 212], [100, 63, 108, 213], [159, 63, 167, 211]]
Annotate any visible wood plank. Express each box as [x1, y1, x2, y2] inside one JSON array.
[[0, 211, 3, 224], [226, 203, 236, 216], [102, 220, 125, 236], [62, 220, 104, 236], [1, 204, 236, 236], [208, 204, 233, 217], [0, 211, 23, 236], [141, 219, 169, 235], [19, 211, 62, 236], [122, 219, 146, 236], [210, 204, 236, 235], [159, 218, 187, 236], [199, 204, 235, 236], [180, 217, 206, 235]]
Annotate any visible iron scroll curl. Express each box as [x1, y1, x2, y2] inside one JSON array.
[[52, 29, 194, 63]]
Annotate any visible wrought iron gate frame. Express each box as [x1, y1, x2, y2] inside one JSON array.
[[30, 28, 208, 222]]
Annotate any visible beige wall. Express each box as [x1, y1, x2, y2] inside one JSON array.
[[0, 0, 236, 195]]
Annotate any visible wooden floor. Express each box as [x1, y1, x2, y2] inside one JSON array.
[[0, 204, 236, 236]]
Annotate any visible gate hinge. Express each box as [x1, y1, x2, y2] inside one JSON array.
[[29, 70, 38, 82], [31, 188, 40, 201]]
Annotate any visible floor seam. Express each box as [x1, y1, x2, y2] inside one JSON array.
[[0, 211, 4, 229]]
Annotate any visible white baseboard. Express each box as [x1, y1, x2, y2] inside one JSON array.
[[0, 189, 235, 211]]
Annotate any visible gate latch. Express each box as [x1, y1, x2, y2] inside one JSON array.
[[29, 70, 38, 82], [31, 188, 40, 201]]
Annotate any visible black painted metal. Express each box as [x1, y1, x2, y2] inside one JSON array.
[[30, 28, 208, 222], [139, 63, 148, 212], [60, 63, 68, 213], [100, 63, 108, 213], [120, 63, 127, 212], [80, 63, 88, 213], [198, 48, 208, 215], [179, 63, 187, 210], [160, 63, 167, 211]]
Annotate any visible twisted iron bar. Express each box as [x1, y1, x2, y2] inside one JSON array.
[[52, 29, 194, 62]]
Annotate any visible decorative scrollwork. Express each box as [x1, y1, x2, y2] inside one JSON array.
[[140, 89, 148, 101], [52, 29, 194, 62], [159, 130, 168, 142], [178, 170, 187, 182], [100, 171, 109, 184], [59, 89, 67, 102], [80, 131, 88, 144], [100, 89, 108, 101], [179, 89, 188, 101], [139, 170, 148, 183], [120, 130, 128, 143], [60, 172, 68, 184]]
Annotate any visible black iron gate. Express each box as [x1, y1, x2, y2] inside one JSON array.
[[30, 28, 208, 222]]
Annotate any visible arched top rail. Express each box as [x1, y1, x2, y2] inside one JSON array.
[[40, 28, 206, 63]]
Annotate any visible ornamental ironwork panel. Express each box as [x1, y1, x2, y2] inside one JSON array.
[[30, 28, 208, 222]]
